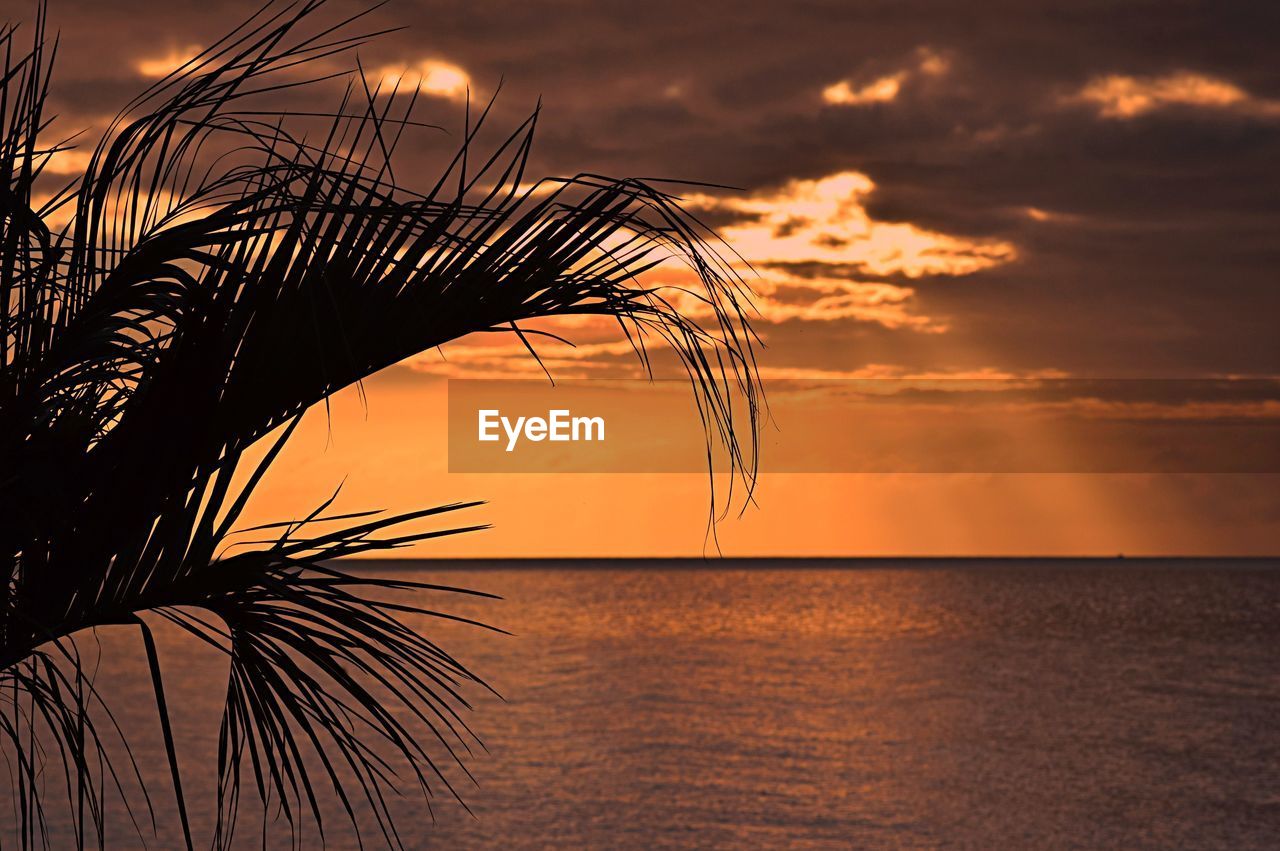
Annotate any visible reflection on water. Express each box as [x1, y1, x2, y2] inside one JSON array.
[[10, 560, 1280, 848]]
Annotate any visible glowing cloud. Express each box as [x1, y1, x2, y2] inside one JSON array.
[[376, 60, 472, 101], [408, 338, 641, 379], [134, 46, 201, 78], [915, 48, 950, 78], [822, 47, 949, 107], [823, 75, 902, 106], [1073, 72, 1280, 119], [37, 149, 92, 176], [692, 171, 1015, 278], [1021, 206, 1083, 224], [754, 276, 943, 330], [677, 171, 1015, 330]]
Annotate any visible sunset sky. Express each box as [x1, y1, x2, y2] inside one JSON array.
[[29, 0, 1280, 556]]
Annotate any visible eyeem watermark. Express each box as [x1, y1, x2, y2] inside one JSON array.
[[450, 378, 1280, 473], [478, 408, 606, 452]]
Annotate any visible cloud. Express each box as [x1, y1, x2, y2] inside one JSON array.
[[753, 276, 942, 330], [36, 0, 1280, 383], [1021, 206, 1084, 224], [676, 170, 1015, 331], [407, 338, 642, 379], [1072, 71, 1280, 119], [822, 47, 949, 107], [689, 171, 1016, 278], [37, 149, 93, 176], [375, 60, 472, 101], [756, 364, 1033, 381], [822, 75, 902, 106], [914, 48, 950, 78], [134, 46, 201, 78]]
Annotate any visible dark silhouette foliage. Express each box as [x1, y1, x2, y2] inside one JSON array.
[[0, 1, 759, 847]]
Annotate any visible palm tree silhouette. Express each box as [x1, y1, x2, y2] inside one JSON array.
[[0, 2, 760, 847]]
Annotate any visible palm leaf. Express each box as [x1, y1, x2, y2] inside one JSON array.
[[0, 2, 760, 847]]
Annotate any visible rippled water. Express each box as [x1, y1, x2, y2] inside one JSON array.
[[13, 560, 1280, 848]]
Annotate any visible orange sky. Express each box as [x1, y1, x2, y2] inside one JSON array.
[[231, 371, 1280, 557], [29, 0, 1280, 556]]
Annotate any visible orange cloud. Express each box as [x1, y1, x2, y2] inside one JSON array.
[[677, 171, 1014, 330], [757, 364, 1055, 381], [1020, 206, 1086, 225], [134, 46, 201, 78], [752, 276, 942, 330], [914, 48, 950, 78], [822, 75, 902, 106], [37, 149, 93, 176], [1072, 71, 1280, 119], [408, 338, 642, 379], [688, 172, 1015, 277], [822, 47, 949, 107], [375, 60, 472, 101]]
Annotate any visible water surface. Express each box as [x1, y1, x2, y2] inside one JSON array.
[[360, 559, 1280, 849], [17, 559, 1280, 848]]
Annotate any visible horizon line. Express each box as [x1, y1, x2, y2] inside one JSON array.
[[340, 554, 1280, 563]]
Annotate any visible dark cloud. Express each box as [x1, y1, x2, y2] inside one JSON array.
[[19, 0, 1280, 377]]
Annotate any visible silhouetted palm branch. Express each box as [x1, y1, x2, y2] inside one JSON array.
[[0, 2, 759, 847]]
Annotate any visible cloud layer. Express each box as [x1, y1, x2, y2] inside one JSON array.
[[26, 0, 1280, 381]]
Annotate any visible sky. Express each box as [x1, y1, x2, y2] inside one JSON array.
[[22, 0, 1280, 555]]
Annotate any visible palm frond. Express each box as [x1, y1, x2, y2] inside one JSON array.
[[1, 1, 760, 847]]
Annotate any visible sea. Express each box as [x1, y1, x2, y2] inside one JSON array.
[[10, 558, 1280, 849]]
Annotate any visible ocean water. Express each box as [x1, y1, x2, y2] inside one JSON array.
[[10, 559, 1280, 849]]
